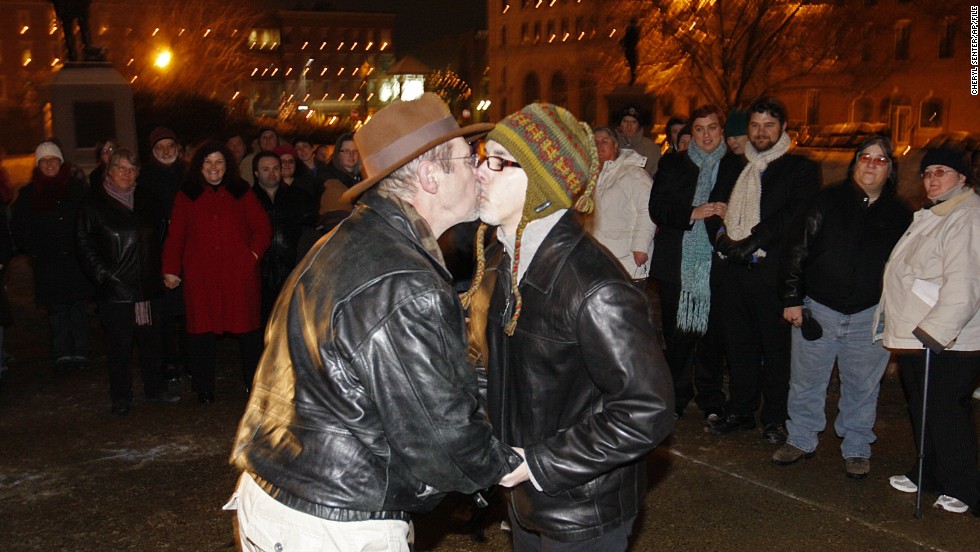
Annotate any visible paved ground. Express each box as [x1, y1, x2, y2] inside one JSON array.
[[0, 249, 977, 551]]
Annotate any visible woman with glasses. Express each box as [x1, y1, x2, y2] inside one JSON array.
[[76, 148, 178, 414], [773, 136, 911, 478], [881, 147, 980, 515]]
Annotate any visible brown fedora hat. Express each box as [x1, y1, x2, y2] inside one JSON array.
[[342, 93, 494, 200]]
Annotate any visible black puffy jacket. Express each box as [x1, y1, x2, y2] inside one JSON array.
[[231, 190, 520, 522], [779, 179, 912, 313], [484, 212, 674, 542], [75, 185, 166, 303]]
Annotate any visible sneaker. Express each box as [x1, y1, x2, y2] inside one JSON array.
[[705, 414, 756, 435], [772, 444, 814, 465], [146, 390, 181, 404], [844, 457, 870, 479], [762, 424, 788, 445], [705, 412, 722, 424], [933, 495, 969, 513], [888, 475, 917, 493], [973, 387, 980, 400]]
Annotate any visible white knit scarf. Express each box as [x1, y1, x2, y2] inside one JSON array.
[[723, 132, 792, 258]]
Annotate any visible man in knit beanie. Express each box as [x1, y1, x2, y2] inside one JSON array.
[[467, 103, 674, 550]]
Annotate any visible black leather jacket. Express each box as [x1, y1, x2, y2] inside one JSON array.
[[779, 179, 912, 314], [485, 212, 674, 542], [231, 191, 520, 522], [75, 185, 167, 303]]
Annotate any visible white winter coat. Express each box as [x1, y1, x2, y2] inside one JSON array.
[[587, 149, 656, 279], [878, 189, 980, 351]]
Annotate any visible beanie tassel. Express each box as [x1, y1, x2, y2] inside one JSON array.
[[460, 223, 489, 309], [504, 220, 528, 336]]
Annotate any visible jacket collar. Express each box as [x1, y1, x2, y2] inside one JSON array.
[[518, 210, 584, 294], [358, 189, 451, 280], [930, 188, 977, 216]]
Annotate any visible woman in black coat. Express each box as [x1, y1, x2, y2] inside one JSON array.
[[76, 147, 178, 414], [10, 141, 93, 371]]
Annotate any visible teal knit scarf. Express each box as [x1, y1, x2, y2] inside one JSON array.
[[678, 141, 727, 334]]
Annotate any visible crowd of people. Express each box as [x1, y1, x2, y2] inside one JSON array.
[[0, 125, 361, 413], [0, 91, 977, 551]]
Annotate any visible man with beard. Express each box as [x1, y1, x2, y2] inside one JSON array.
[[138, 126, 188, 381], [705, 96, 820, 445], [251, 151, 314, 322]]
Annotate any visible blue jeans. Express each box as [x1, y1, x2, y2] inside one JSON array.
[[785, 298, 890, 459]]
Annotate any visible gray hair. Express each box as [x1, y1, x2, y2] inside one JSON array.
[[109, 147, 140, 172], [377, 141, 456, 200]]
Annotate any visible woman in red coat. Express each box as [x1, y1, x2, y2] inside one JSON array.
[[163, 142, 271, 404]]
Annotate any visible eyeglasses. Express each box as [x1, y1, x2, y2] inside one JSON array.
[[338, 149, 358, 155], [922, 168, 956, 179], [478, 155, 523, 171], [111, 165, 138, 174], [433, 153, 481, 168], [101, 146, 114, 154], [857, 153, 889, 167]]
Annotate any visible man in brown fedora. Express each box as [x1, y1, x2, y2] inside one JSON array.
[[227, 93, 525, 551]]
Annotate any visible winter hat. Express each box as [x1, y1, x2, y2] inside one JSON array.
[[273, 144, 297, 158], [725, 109, 749, 136], [148, 126, 177, 147], [35, 141, 64, 165], [920, 147, 970, 177], [463, 103, 599, 335]]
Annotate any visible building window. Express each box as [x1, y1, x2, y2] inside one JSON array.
[[0, 77, 7, 100], [521, 22, 529, 44], [852, 96, 874, 122], [920, 97, 944, 128], [805, 90, 820, 125], [894, 21, 910, 61], [546, 20, 555, 43], [579, 78, 596, 126], [501, 25, 507, 47], [524, 72, 540, 105], [861, 24, 874, 62], [550, 72, 567, 107], [17, 10, 30, 33], [939, 17, 955, 59], [533, 21, 541, 44]]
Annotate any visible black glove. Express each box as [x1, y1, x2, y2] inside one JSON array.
[[716, 232, 760, 266]]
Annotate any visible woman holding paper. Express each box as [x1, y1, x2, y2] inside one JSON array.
[[880, 147, 980, 515]]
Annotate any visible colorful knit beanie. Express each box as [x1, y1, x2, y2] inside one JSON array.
[[463, 102, 600, 335]]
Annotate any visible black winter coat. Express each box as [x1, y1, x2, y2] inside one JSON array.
[[10, 175, 93, 306], [485, 212, 674, 542], [75, 185, 167, 303], [231, 191, 520, 522], [779, 179, 912, 313], [648, 150, 745, 284], [138, 159, 187, 217], [253, 185, 314, 317], [707, 153, 821, 286]]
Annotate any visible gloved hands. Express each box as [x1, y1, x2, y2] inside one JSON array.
[[716, 231, 761, 266]]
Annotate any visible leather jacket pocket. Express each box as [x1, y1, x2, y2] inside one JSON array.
[[560, 478, 597, 502]]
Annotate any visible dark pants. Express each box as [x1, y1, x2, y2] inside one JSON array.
[[508, 510, 634, 552], [713, 261, 790, 426], [898, 350, 980, 509], [98, 299, 164, 403], [657, 278, 726, 415], [186, 330, 263, 395], [47, 300, 90, 363], [160, 287, 188, 369]]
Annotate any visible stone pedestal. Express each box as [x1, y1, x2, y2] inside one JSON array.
[[45, 63, 136, 172], [605, 84, 656, 128]]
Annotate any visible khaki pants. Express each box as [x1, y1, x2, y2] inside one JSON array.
[[227, 473, 411, 552]]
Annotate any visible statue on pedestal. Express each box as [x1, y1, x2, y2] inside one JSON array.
[[620, 18, 641, 86], [51, 0, 105, 62]]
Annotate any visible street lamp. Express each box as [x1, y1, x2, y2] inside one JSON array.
[[154, 49, 172, 70]]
